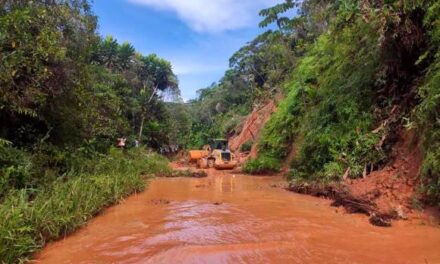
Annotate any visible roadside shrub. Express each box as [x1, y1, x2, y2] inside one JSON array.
[[242, 155, 282, 174], [0, 191, 37, 264], [420, 147, 440, 205], [163, 169, 208, 178], [0, 146, 34, 198]]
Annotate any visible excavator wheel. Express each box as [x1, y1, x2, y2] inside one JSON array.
[[197, 158, 208, 169]]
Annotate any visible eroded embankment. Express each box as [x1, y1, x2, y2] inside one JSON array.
[[289, 132, 438, 227], [33, 167, 440, 264], [228, 100, 276, 159]]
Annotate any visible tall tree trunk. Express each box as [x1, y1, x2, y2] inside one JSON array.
[[132, 109, 136, 134], [138, 85, 158, 142], [138, 114, 145, 141]]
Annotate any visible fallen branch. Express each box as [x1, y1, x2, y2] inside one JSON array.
[[289, 182, 393, 227]]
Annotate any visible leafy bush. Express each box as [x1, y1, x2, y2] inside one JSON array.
[[0, 149, 169, 263], [420, 146, 440, 205], [242, 155, 282, 174], [240, 140, 253, 152], [257, 86, 304, 161], [0, 146, 34, 197]]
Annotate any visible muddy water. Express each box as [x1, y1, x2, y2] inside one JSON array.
[[35, 170, 440, 264]]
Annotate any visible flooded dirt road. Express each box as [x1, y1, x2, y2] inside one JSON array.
[[35, 169, 440, 264]]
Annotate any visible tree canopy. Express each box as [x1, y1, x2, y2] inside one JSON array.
[[0, 0, 182, 150]]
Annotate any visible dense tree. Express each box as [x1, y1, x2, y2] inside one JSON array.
[[136, 54, 179, 141], [0, 0, 182, 195], [259, 0, 297, 30]]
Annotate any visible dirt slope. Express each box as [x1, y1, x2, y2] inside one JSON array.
[[229, 100, 276, 160], [344, 131, 422, 217]]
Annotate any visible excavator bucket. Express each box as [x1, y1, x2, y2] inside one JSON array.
[[214, 162, 237, 170]]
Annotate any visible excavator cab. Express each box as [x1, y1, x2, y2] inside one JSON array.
[[209, 139, 228, 151]]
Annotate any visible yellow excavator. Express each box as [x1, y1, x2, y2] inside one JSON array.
[[188, 139, 237, 170]]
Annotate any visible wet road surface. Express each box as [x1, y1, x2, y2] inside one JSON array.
[[34, 169, 440, 264]]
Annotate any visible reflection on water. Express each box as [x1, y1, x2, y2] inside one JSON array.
[[213, 173, 236, 193], [34, 170, 440, 264]]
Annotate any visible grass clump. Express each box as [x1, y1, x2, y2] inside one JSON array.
[[163, 169, 208, 178], [0, 148, 169, 263]]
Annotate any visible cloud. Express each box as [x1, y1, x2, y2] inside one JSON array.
[[127, 0, 280, 33]]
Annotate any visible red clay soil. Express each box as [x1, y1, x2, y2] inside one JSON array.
[[170, 162, 185, 170], [344, 131, 422, 219], [290, 131, 440, 226], [228, 100, 276, 160]]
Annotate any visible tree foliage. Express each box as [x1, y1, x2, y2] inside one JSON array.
[[0, 2, 186, 261], [0, 0, 183, 195], [414, 0, 440, 205], [0, 1, 181, 148]]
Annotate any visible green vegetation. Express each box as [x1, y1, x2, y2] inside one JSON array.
[[185, 4, 300, 149], [0, 1, 182, 262], [163, 169, 208, 178], [240, 140, 253, 153], [242, 155, 282, 175], [255, 12, 386, 178], [415, 1, 440, 205], [0, 149, 169, 263], [0, 1, 183, 152], [186, 73, 254, 149]]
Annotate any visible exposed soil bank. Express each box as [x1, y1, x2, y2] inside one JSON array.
[[229, 100, 276, 159], [289, 132, 439, 227], [33, 167, 440, 264]]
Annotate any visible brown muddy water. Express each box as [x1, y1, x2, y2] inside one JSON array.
[[34, 169, 440, 264]]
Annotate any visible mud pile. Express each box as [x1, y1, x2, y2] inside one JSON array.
[[345, 132, 422, 218]]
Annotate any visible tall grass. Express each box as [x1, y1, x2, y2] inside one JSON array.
[[0, 148, 170, 264]]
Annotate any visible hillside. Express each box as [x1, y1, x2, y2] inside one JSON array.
[[187, 0, 440, 214]]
